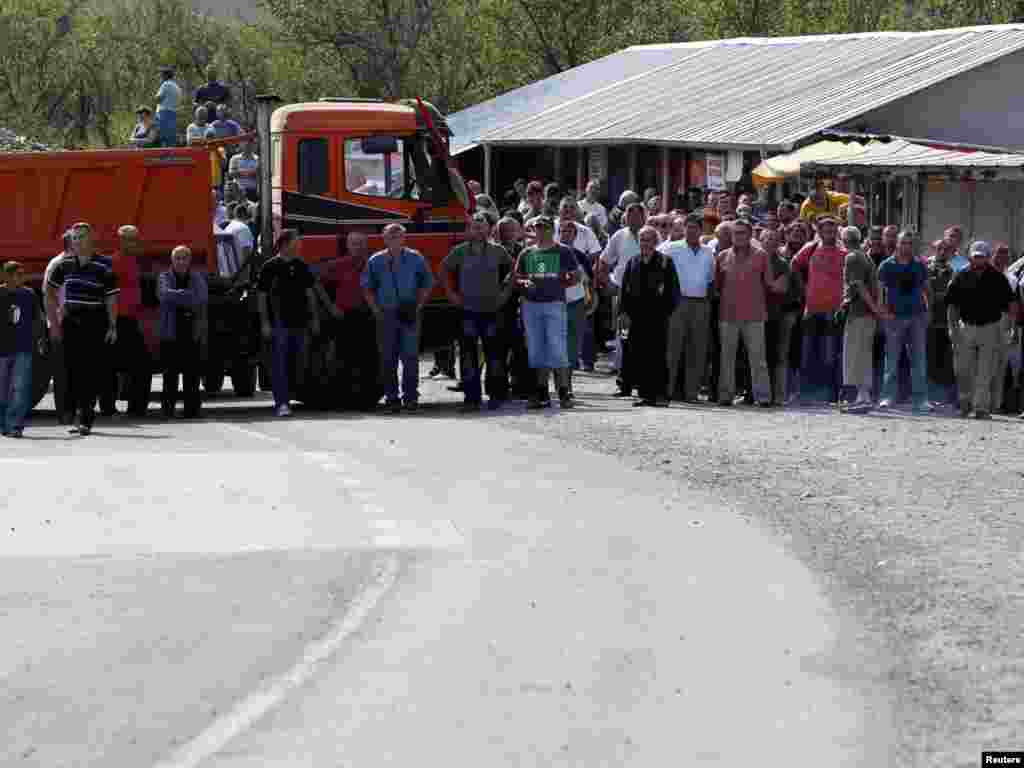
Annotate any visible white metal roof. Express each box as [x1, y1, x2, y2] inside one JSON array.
[[802, 136, 1024, 178], [464, 24, 1024, 153]]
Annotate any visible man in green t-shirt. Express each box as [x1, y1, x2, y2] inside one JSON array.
[[514, 216, 579, 409]]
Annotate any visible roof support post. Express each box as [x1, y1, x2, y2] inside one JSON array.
[[483, 143, 493, 198], [628, 145, 638, 194], [255, 93, 281, 271], [660, 146, 671, 213], [576, 148, 585, 196]]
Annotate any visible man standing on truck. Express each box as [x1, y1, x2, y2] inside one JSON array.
[[46, 222, 119, 436], [361, 223, 434, 414], [155, 67, 182, 148], [158, 246, 208, 419], [258, 229, 319, 417], [194, 67, 230, 108]]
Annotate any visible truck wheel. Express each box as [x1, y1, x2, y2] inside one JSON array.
[[203, 369, 225, 395], [30, 340, 52, 410], [231, 363, 257, 398]]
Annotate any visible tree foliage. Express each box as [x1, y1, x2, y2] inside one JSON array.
[[2, 0, 1023, 148]]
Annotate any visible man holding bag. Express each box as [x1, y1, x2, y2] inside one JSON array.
[[362, 224, 434, 413]]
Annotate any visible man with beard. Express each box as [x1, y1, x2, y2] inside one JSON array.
[[619, 226, 680, 407]]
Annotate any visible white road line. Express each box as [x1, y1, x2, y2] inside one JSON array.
[[152, 554, 401, 768], [218, 423, 289, 445]]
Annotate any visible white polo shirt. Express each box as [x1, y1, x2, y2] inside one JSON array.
[[658, 239, 714, 298]]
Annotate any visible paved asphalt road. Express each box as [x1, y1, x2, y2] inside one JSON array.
[[5, 366, 1008, 767]]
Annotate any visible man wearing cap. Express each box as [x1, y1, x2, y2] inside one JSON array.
[[513, 215, 578, 409], [877, 230, 930, 413], [442, 213, 513, 411], [659, 213, 713, 402], [944, 241, 1017, 419], [792, 215, 847, 403], [155, 67, 182, 147]]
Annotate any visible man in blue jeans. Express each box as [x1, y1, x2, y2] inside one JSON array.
[[877, 230, 930, 413], [442, 213, 513, 412], [362, 223, 434, 413], [257, 229, 320, 417], [0, 262, 41, 437]]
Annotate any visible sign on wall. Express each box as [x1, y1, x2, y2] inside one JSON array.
[[588, 146, 607, 185], [706, 153, 725, 190]]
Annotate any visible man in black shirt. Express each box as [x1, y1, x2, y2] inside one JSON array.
[[945, 240, 1017, 419], [194, 67, 230, 107], [258, 229, 320, 416], [619, 225, 680, 407], [45, 222, 119, 436]]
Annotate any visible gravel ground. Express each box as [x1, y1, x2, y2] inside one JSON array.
[[418, 357, 1023, 768]]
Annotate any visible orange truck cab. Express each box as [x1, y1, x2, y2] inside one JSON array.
[[262, 97, 471, 302]]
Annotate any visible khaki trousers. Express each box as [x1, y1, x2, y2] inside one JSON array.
[[843, 315, 877, 391], [666, 298, 710, 400], [955, 321, 1002, 412], [719, 320, 770, 404]]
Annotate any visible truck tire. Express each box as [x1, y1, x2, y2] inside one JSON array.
[[231, 362, 257, 398], [30, 339, 52, 410], [203, 369, 225, 395]]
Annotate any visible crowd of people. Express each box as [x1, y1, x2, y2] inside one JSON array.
[[5, 168, 1024, 437], [414, 177, 1023, 418]]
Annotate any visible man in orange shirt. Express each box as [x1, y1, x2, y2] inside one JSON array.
[[100, 225, 151, 417], [792, 215, 847, 403]]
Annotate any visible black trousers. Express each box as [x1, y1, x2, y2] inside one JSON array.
[[64, 310, 108, 429], [100, 317, 150, 415], [338, 309, 380, 406], [631, 313, 670, 401], [161, 336, 201, 416]]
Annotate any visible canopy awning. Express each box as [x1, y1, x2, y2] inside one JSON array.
[[751, 140, 869, 186]]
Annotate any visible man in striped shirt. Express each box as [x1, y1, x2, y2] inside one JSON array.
[[46, 222, 119, 435]]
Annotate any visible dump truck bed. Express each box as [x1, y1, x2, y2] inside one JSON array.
[[0, 146, 214, 280]]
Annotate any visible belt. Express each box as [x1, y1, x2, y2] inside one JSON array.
[[680, 295, 708, 301]]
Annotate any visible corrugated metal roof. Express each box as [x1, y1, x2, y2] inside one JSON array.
[[803, 137, 1024, 176], [447, 47, 686, 155], [471, 24, 1024, 152]]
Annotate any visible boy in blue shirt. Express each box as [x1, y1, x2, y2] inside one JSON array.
[[0, 262, 42, 437]]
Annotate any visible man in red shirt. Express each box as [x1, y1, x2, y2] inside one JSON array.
[[100, 225, 151, 417], [322, 231, 379, 409], [792, 215, 846, 403]]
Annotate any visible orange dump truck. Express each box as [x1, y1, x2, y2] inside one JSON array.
[[3, 96, 469, 410]]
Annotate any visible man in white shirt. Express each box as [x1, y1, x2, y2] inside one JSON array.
[[217, 203, 254, 277], [659, 213, 714, 402], [577, 180, 608, 230], [599, 202, 645, 383]]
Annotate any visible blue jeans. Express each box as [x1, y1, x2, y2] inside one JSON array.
[[799, 312, 841, 402], [0, 353, 32, 432], [461, 310, 505, 403], [883, 314, 928, 406], [521, 301, 568, 370], [271, 328, 306, 408], [157, 110, 176, 147], [377, 310, 420, 403]]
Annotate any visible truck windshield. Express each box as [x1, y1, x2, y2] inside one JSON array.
[[342, 135, 443, 203]]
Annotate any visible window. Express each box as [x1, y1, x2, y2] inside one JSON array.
[[297, 138, 328, 195], [344, 136, 406, 198]]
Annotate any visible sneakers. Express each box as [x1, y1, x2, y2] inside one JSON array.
[[526, 397, 546, 410], [275, 404, 292, 417], [404, 401, 420, 413], [78, 425, 91, 436], [877, 399, 892, 410], [974, 410, 992, 420], [386, 400, 402, 414], [558, 389, 574, 408], [845, 400, 873, 414], [7, 428, 22, 438]]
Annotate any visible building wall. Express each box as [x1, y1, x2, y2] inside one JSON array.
[[918, 179, 1024, 253], [843, 50, 1024, 150]]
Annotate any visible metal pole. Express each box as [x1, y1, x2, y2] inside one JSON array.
[[576, 148, 585, 197], [255, 94, 280, 272], [483, 143, 493, 197]]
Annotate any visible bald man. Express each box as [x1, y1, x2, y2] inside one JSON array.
[[319, 231, 380, 409]]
